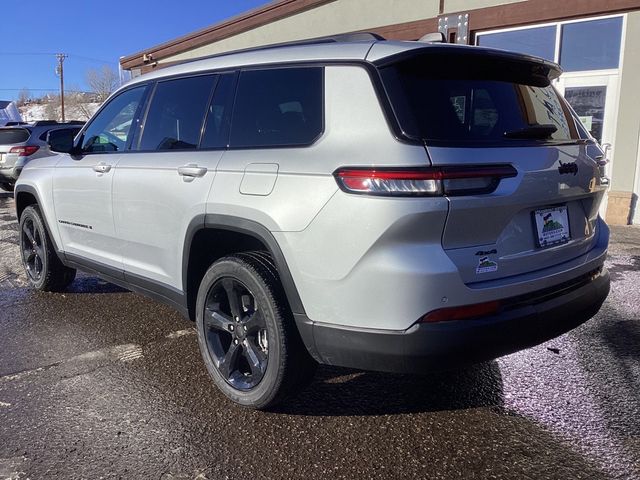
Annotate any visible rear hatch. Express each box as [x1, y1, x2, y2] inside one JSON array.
[[0, 127, 31, 168], [378, 46, 606, 284]]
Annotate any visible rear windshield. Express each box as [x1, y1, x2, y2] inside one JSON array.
[[0, 128, 30, 145], [380, 53, 578, 145]]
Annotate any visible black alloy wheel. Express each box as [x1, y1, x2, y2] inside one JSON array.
[[18, 205, 76, 291], [204, 277, 269, 390], [195, 252, 317, 409], [21, 216, 45, 282]]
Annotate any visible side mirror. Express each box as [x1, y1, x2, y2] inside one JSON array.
[[47, 128, 81, 154]]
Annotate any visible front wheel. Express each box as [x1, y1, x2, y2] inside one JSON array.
[[196, 252, 316, 409], [19, 205, 76, 291]]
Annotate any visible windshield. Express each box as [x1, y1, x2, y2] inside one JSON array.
[[380, 53, 578, 145]]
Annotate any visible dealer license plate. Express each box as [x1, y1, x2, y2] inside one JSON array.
[[534, 206, 571, 248]]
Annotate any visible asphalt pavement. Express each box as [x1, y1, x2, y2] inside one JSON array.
[[0, 190, 638, 480]]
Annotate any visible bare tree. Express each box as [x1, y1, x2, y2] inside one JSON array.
[[65, 89, 95, 121], [86, 65, 120, 102], [16, 88, 31, 107], [43, 95, 60, 121]]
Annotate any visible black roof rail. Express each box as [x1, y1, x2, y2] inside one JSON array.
[[170, 32, 386, 69], [4, 121, 29, 126], [32, 120, 60, 126]]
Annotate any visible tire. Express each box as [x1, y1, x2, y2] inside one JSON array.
[[0, 183, 14, 192], [19, 205, 76, 292], [196, 251, 316, 409]]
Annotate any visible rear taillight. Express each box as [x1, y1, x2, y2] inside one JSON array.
[[334, 165, 517, 197], [10, 146, 39, 157], [420, 300, 501, 323]]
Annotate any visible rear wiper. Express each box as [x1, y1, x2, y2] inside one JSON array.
[[504, 124, 558, 139]]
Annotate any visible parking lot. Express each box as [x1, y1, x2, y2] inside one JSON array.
[[0, 190, 638, 479]]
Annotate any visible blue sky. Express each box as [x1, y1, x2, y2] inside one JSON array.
[[0, 0, 271, 100]]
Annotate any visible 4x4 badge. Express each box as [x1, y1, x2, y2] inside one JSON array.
[[558, 160, 578, 176]]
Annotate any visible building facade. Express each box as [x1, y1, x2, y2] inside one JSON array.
[[120, 0, 640, 225]]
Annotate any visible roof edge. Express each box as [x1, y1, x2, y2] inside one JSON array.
[[121, 0, 337, 69]]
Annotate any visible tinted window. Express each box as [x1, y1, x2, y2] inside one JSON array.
[[139, 75, 216, 151], [229, 68, 323, 148], [40, 127, 81, 142], [0, 128, 30, 144], [477, 26, 557, 62], [81, 86, 146, 153], [201, 73, 236, 149], [382, 54, 576, 145], [560, 17, 623, 71]]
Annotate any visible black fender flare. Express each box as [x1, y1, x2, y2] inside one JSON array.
[[182, 214, 306, 315], [14, 184, 63, 255]]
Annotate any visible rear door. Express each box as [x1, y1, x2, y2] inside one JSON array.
[[113, 73, 235, 291], [380, 49, 607, 284], [53, 85, 148, 272]]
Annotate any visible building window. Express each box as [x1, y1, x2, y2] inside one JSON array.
[[476, 15, 623, 73], [560, 17, 623, 71], [476, 26, 556, 62]]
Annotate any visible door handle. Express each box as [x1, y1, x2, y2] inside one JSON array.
[[178, 164, 207, 178], [93, 163, 111, 174]]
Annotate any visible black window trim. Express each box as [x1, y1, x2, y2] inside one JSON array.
[[78, 59, 425, 156]]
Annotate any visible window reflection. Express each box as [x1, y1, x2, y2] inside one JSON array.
[[560, 17, 623, 71], [477, 26, 556, 61]]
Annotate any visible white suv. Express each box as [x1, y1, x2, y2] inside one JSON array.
[[15, 34, 610, 408]]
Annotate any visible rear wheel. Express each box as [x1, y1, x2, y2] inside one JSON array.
[[196, 252, 316, 409], [19, 205, 76, 291]]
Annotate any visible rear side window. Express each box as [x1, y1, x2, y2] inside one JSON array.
[[0, 128, 30, 145], [229, 67, 323, 148], [381, 53, 577, 145], [139, 75, 217, 151]]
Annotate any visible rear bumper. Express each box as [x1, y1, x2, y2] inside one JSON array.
[[0, 165, 20, 182], [297, 268, 610, 373]]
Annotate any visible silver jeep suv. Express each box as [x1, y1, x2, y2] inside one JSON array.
[[14, 33, 610, 409]]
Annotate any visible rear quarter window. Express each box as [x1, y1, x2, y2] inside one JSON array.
[[229, 67, 323, 148], [0, 128, 30, 144]]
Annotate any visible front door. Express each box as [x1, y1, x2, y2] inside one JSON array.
[[53, 85, 148, 273]]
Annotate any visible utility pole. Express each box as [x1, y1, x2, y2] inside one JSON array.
[[55, 53, 68, 122]]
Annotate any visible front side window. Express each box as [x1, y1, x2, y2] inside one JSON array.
[[138, 75, 217, 151], [81, 86, 146, 153], [229, 67, 323, 148]]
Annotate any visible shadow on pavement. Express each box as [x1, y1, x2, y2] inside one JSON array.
[[64, 276, 129, 294], [276, 361, 504, 416]]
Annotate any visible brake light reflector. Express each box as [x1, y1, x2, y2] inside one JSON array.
[[10, 146, 39, 157], [420, 300, 501, 323], [334, 165, 517, 196]]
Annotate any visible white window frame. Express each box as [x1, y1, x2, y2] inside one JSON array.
[[476, 13, 626, 76]]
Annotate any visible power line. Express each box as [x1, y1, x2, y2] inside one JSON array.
[[0, 52, 117, 65]]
